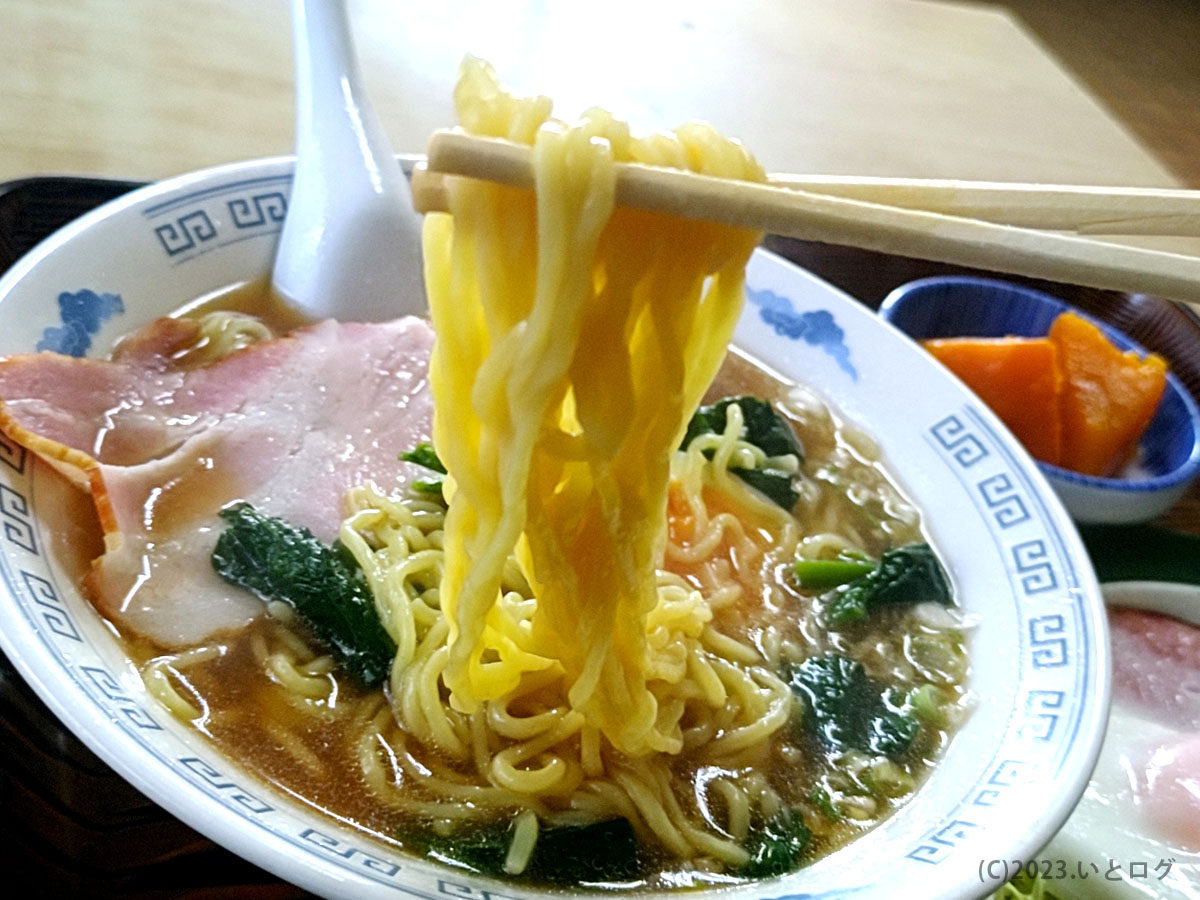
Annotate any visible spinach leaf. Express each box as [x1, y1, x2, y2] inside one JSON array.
[[400, 442, 447, 497], [683, 396, 803, 458], [733, 466, 801, 510], [789, 653, 919, 759], [211, 503, 395, 687], [419, 820, 509, 874], [822, 543, 951, 628], [400, 442, 446, 473], [681, 396, 803, 510], [740, 807, 811, 879], [526, 819, 643, 885], [409, 818, 644, 885], [806, 786, 842, 823]]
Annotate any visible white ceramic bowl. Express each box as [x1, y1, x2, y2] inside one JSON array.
[[0, 158, 1110, 900]]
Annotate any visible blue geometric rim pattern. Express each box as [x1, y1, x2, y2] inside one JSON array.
[[0, 270, 1092, 899], [910, 405, 1090, 867], [144, 174, 290, 264]]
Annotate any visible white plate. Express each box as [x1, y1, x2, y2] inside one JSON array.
[[0, 157, 1110, 900], [1029, 583, 1200, 899]]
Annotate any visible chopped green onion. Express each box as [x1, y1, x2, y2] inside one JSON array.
[[794, 557, 876, 590]]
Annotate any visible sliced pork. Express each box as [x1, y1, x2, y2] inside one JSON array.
[[1109, 605, 1200, 852], [1109, 605, 1200, 730], [0, 317, 435, 647]]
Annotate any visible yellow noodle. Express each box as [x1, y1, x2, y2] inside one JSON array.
[[174, 310, 273, 366], [337, 449, 799, 862], [141, 645, 224, 722], [505, 809, 540, 875], [265, 652, 333, 699], [426, 58, 764, 758], [655, 766, 748, 866], [712, 777, 751, 842]]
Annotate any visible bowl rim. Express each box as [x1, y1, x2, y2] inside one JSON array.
[[1101, 580, 1200, 626], [878, 274, 1200, 492], [0, 157, 1112, 900]]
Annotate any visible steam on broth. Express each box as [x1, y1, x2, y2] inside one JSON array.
[[0, 59, 973, 891]]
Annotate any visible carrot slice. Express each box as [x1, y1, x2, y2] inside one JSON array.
[[923, 336, 1064, 465], [1049, 311, 1167, 477]]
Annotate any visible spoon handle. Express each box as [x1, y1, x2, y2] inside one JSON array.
[[290, 0, 394, 185], [274, 0, 424, 320]]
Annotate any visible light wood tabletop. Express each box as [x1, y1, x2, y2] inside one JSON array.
[[0, 0, 1186, 188]]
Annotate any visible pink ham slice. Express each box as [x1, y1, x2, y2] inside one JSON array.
[[1109, 605, 1200, 851], [0, 316, 435, 648], [1109, 605, 1200, 730]]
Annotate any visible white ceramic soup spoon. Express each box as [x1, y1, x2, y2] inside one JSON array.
[[272, 0, 425, 321]]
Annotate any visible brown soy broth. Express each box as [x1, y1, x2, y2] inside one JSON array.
[[171, 276, 315, 335], [166, 620, 405, 840], [93, 310, 965, 887]]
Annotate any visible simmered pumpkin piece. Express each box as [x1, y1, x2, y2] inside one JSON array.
[[1048, 311, 1167, 477], [923, 336, 1064, 465]]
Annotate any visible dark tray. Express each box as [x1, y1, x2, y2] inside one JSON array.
[[1, 176, 1198, 898]]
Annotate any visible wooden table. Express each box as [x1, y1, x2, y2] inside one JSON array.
[[1, 1, 1197, 897], [0, 0, 1186, 187]]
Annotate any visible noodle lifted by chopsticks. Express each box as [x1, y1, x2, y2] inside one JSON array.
[[423, 57, 765, 757]]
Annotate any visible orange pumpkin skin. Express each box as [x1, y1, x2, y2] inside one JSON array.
[[1049, 312, 1167, 477], [923, 336, 1064, 466]]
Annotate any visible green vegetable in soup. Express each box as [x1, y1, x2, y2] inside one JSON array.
[[417, 819, 509, 874], [793, 552, 876, 590], [740, 807, 812, 879], [732, 466, 801, 510], [410, 817, 643, 885], [681, 396, 803, 510], [906, 683, 953, 728], [211, 503, 395, 687], [820, 543, 951, 628], [400, 441, 446, 473], [683, 395, 803, 458], [526, 819, 643, 884], [789, 653, 919, 759], [806, 786, 843, 822], [400, 441, 448, 496]]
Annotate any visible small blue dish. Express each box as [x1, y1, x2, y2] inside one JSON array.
[[879, 276, 1200, 523]]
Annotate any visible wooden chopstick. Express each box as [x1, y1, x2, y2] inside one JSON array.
[[413, 130, 1200, 309], [764, 174, 1200, 237], [407, 148, 1200, 237]]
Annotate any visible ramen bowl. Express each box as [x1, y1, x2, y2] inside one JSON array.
[[0, 158, 1109, 900], [879, 275, 1200, 525]]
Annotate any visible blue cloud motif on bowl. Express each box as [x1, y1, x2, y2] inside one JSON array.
[[37, 288, 124, 356], [747, 286, 857, 380]]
